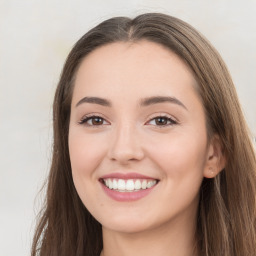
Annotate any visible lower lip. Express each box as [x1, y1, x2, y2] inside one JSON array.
[[100, 182, 157, 202]]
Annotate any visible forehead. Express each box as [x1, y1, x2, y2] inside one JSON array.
[[72, 40, 199, 107]]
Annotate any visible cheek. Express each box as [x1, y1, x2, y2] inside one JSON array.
[[68, 131, 108, 211], [147, 130, 208, 181], [149, 132, 207, 214], [68, 131, 107, 179]]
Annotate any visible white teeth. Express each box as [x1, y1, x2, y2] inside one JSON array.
[[112, 179, 118, 189], [126, 179, 135, 191], [146, 181, 152, 188], [108, 179, 113, 189], [103, 178, 157, 192], [147, 180, 157, 188], [141, 180, 147, 189], [117, 179, 126, 190], [134, 179, 142, 190]]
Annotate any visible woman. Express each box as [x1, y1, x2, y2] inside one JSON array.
[[31, 13, 256, 256]]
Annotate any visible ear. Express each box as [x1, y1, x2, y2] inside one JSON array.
[[203, 135, 226, 178]]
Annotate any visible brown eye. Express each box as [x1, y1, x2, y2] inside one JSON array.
[[146, 116, 177, 127], [155, 117, 169, 125], [79, 116, 109, 126], [91, 117, 104, 125]]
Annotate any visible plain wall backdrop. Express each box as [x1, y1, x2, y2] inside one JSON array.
[[0, 0, 255, 255]]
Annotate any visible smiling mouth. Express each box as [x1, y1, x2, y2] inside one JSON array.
[[100, 178, 159, 192]]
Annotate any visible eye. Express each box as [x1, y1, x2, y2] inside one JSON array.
[[146, 116, 177, 126], [78, 115, 109, 126]]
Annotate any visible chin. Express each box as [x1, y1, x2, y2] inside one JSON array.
[[99, 212, 155, 234], [103, 220, 151, 234]]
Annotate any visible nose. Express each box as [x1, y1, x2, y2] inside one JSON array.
[[107, 123, 145, 164]]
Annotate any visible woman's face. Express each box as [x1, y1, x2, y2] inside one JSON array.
[[69, 41, 215, 234]]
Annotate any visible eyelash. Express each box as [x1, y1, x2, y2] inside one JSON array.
[[78, 114, 178, 128]]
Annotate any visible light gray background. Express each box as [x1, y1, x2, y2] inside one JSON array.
[[0, 0, 255, 255]]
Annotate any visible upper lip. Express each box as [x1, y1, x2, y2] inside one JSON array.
[[100, 172, 158, 180]]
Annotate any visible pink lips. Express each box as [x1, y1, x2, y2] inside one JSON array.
[[99, 172, 158, 202], [100, 172, 155, 180]]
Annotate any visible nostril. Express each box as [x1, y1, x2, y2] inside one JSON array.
[[107, 129, 144, 163], [107, 142, 145, 163]]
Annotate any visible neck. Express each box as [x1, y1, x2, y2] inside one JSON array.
[[101, 214, 198, 256]]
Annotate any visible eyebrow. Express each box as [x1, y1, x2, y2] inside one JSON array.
[[76, 97, 111, 107], [140, 96, 187, 110], [75, 96, 187, 110]]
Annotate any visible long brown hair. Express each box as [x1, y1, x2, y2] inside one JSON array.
[[31, 13, 256, 256]]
